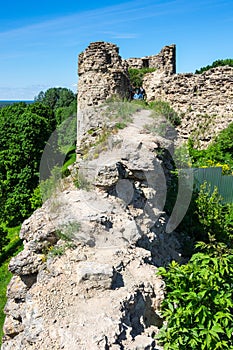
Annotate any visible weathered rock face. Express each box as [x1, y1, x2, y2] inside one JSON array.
[[143, 66, 233, 146], [78, 42, 130, 110], [2, 109, 184, 350], [125, 45, 176, 75]]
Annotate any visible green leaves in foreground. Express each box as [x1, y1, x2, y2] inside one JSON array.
[[157, 185, 233, 349], [157, 250, 233, 350]]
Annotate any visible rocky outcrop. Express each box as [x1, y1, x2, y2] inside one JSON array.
[[2, 109, 185, 350]]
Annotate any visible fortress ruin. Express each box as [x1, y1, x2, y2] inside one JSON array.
[[77, 42, 176, 110], [77, 41, 233, 144]]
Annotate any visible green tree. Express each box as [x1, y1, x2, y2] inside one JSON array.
[[0, 102, 56, 225], [128, 67, 156, 88], [34, 87, 76, 110]]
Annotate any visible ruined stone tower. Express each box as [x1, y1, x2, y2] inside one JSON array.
[[125, 44, 176, 75], [77, 42, 130, 110]]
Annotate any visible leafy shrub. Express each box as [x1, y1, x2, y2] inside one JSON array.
[[195, 59, 233, 74], [157, 184, 233, 349], [196, 183, 233, 246], [158, 248, 233, 350], [188, 122, 233, 174], [128, 67, 156, 88], [30, 186, 43, 210]]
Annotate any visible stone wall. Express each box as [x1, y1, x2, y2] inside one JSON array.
[[77, 42, 176, 110], [143, 66, 233, 144], [125, 44, 176, 75], [77, 41, 233, 146], [77, 42, 130, 110]]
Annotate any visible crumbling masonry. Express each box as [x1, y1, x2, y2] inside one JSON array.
[[78, 41, 233, 145], [77, 42, 130, 110], [77, 41, 176, 110]]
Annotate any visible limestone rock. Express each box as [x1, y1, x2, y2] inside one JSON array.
[[76, 261, 113, 289], [8, 250, 44, 276]]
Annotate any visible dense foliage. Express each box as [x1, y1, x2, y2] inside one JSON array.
[[34, 87, 76, 111], [0, 226, 8, 254], [158, 184, 233, 349], [0, 102, 55, 225], [195, 59, 233, 74], [188, 122, 233, 174], [158, 247, 233, 349], [128, 67, 156, 88], [0, 88, 76, 229], [158, 117, 233, 350]]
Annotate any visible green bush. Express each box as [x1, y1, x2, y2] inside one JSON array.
[[128, 67, 156, 88], [158, 248, 233, 350], [188, 122, 233, 174], [195, 59, 233, 74], [196, 183, 233, 246], [157, 184, 233, 349]]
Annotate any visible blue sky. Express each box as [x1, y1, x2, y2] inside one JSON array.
[[0, 0, 232, 100]]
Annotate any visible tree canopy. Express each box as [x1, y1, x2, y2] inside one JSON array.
[[128, 67, 156, 88], [34, 87, 76, 110], [0, 102, 56, 225], [195, 59, 233, 74]]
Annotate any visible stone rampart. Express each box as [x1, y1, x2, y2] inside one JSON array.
[[77, 41, 233, 145], [143, 66, 233, 144]]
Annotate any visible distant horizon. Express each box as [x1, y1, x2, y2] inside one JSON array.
[[0, 100, 34, 106]]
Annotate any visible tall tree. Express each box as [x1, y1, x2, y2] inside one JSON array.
[[34, 87, 76, 110], [0, 102, 56, 225]]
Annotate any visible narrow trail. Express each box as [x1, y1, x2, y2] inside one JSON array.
[[119, 109, 153, 140], [85, 109, 155, 169]]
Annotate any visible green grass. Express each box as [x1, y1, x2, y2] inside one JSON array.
[[61, 145, 77, 177], [0, 260, 13, 344], [0, 226, 22, 346]]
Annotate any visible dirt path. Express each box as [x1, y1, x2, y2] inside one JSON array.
[[117, 108, 154, 146]]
